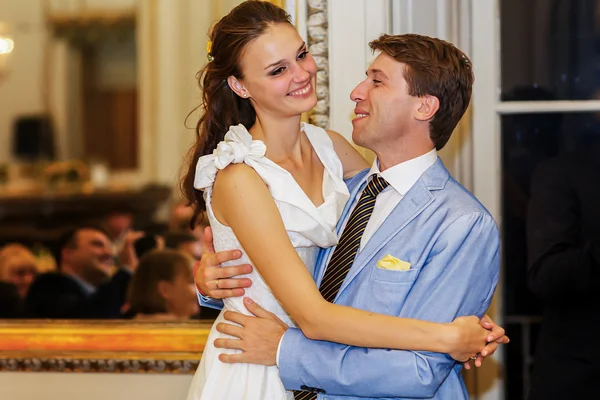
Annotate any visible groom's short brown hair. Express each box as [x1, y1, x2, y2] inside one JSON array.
[[369, 34, 474, 151]]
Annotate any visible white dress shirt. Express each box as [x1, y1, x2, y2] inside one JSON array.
[[276, 148, 438, 366], [359, 148, 438, 250]]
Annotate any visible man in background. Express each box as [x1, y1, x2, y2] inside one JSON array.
[[25, 225, 114, 318], [165, 232, 203, 261]]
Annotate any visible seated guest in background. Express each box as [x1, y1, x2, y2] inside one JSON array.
[[135, 234, 165, 259], [92, 232, 165, 318], [0, 281, 22, 318], [163, 231, 220, 319], [124, 249, 199, 321], [168, 201, 209, 244], [0, 243, 40, 299], [164, 232, 202, 261], [25, 225, 115, 318], [190, 212, 210, 245], [168, 200, 196, 231], [100, 207, 135, 253]]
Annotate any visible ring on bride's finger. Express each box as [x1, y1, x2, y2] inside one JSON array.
[[215, 279, 220, 289], [470, 355, 478, 360]]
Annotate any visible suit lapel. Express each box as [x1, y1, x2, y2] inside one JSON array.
[[335, 158, 449, 299]]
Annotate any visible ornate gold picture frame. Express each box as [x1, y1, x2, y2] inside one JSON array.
[[0, 320, 211, 374]]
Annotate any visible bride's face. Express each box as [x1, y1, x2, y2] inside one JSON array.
[[235, 23, 317, 119]]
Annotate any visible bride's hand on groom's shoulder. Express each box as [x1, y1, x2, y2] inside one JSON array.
[[194, 226, 254, 298], [214, 298, 288, 366]]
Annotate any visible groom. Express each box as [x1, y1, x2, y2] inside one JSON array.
[[195, 33, 505, 399]]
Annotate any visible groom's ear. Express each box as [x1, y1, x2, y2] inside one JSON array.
[[227, 76, 250, 99], [415, 95, 440, 121]]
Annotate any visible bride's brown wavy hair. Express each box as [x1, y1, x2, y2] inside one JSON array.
[[181, 1, 292, 226]]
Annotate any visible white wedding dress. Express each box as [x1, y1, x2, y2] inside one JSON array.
[[186, 123, 349, 400]]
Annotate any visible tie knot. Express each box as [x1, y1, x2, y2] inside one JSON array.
[[364, 175, 389, 197]]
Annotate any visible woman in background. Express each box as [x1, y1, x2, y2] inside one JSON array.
[[0, 243, 41, 299], [125, 249, 199, 321]]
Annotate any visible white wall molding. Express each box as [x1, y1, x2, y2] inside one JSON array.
[[0, 372, 192, 400], [496, 100, 600, 114]]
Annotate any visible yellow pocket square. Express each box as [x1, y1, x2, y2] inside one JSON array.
[[376, 254, 411, 271]]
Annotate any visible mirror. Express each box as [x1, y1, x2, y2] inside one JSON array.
[[0, 0, 328, 374], [0, 0, 188, 323], [0, 0, 254, 325]]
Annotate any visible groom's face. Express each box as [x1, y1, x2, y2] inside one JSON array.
[[349, 53, 422, 154]]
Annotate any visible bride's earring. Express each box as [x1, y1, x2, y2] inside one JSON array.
[[243, 93, 248, 98]]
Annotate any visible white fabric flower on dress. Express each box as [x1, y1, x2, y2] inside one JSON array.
[[194, 124, 267, 190]]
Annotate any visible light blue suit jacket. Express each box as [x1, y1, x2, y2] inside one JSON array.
[[279, 159, 500, 399], [200, 159, 500, 399]]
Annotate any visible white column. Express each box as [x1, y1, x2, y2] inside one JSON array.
[[286, 0, 308, 42], [137, 0, 156, 183], [49, 39, 69, 161], [139, 0, 232, 188], [328, 0, 390, 161], [151, 0, 182, 185], [471, 1, 503, 400], [471, 0, 501, 223], [390, 0, 473, 189]]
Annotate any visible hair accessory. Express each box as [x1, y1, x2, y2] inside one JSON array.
[[206, 41, 214, 62]]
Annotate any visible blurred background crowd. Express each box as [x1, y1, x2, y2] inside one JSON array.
[[0, 200, 219, 321]]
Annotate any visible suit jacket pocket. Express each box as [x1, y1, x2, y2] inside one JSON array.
[[363, 267, 419, 315], [371, 266, 419, 283]]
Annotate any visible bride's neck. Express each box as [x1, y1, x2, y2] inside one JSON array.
[[249, 114, 305, 163]]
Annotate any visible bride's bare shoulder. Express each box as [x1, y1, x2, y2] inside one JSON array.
[[213, 163, 266, 196]]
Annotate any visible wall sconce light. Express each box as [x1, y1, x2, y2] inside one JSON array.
[[0, 23, 15, 80]]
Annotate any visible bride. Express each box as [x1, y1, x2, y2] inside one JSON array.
[[183, 2, 495, 399]]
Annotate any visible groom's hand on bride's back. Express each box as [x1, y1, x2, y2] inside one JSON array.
[[214, 297, 288, 366], [194, 226, 253, 299]]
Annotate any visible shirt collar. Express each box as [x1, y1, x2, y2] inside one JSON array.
[[65, 273, 96, 296], [368, 148, 438, 196]]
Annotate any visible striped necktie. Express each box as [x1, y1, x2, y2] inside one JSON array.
[[293, 175, 389, 400]]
